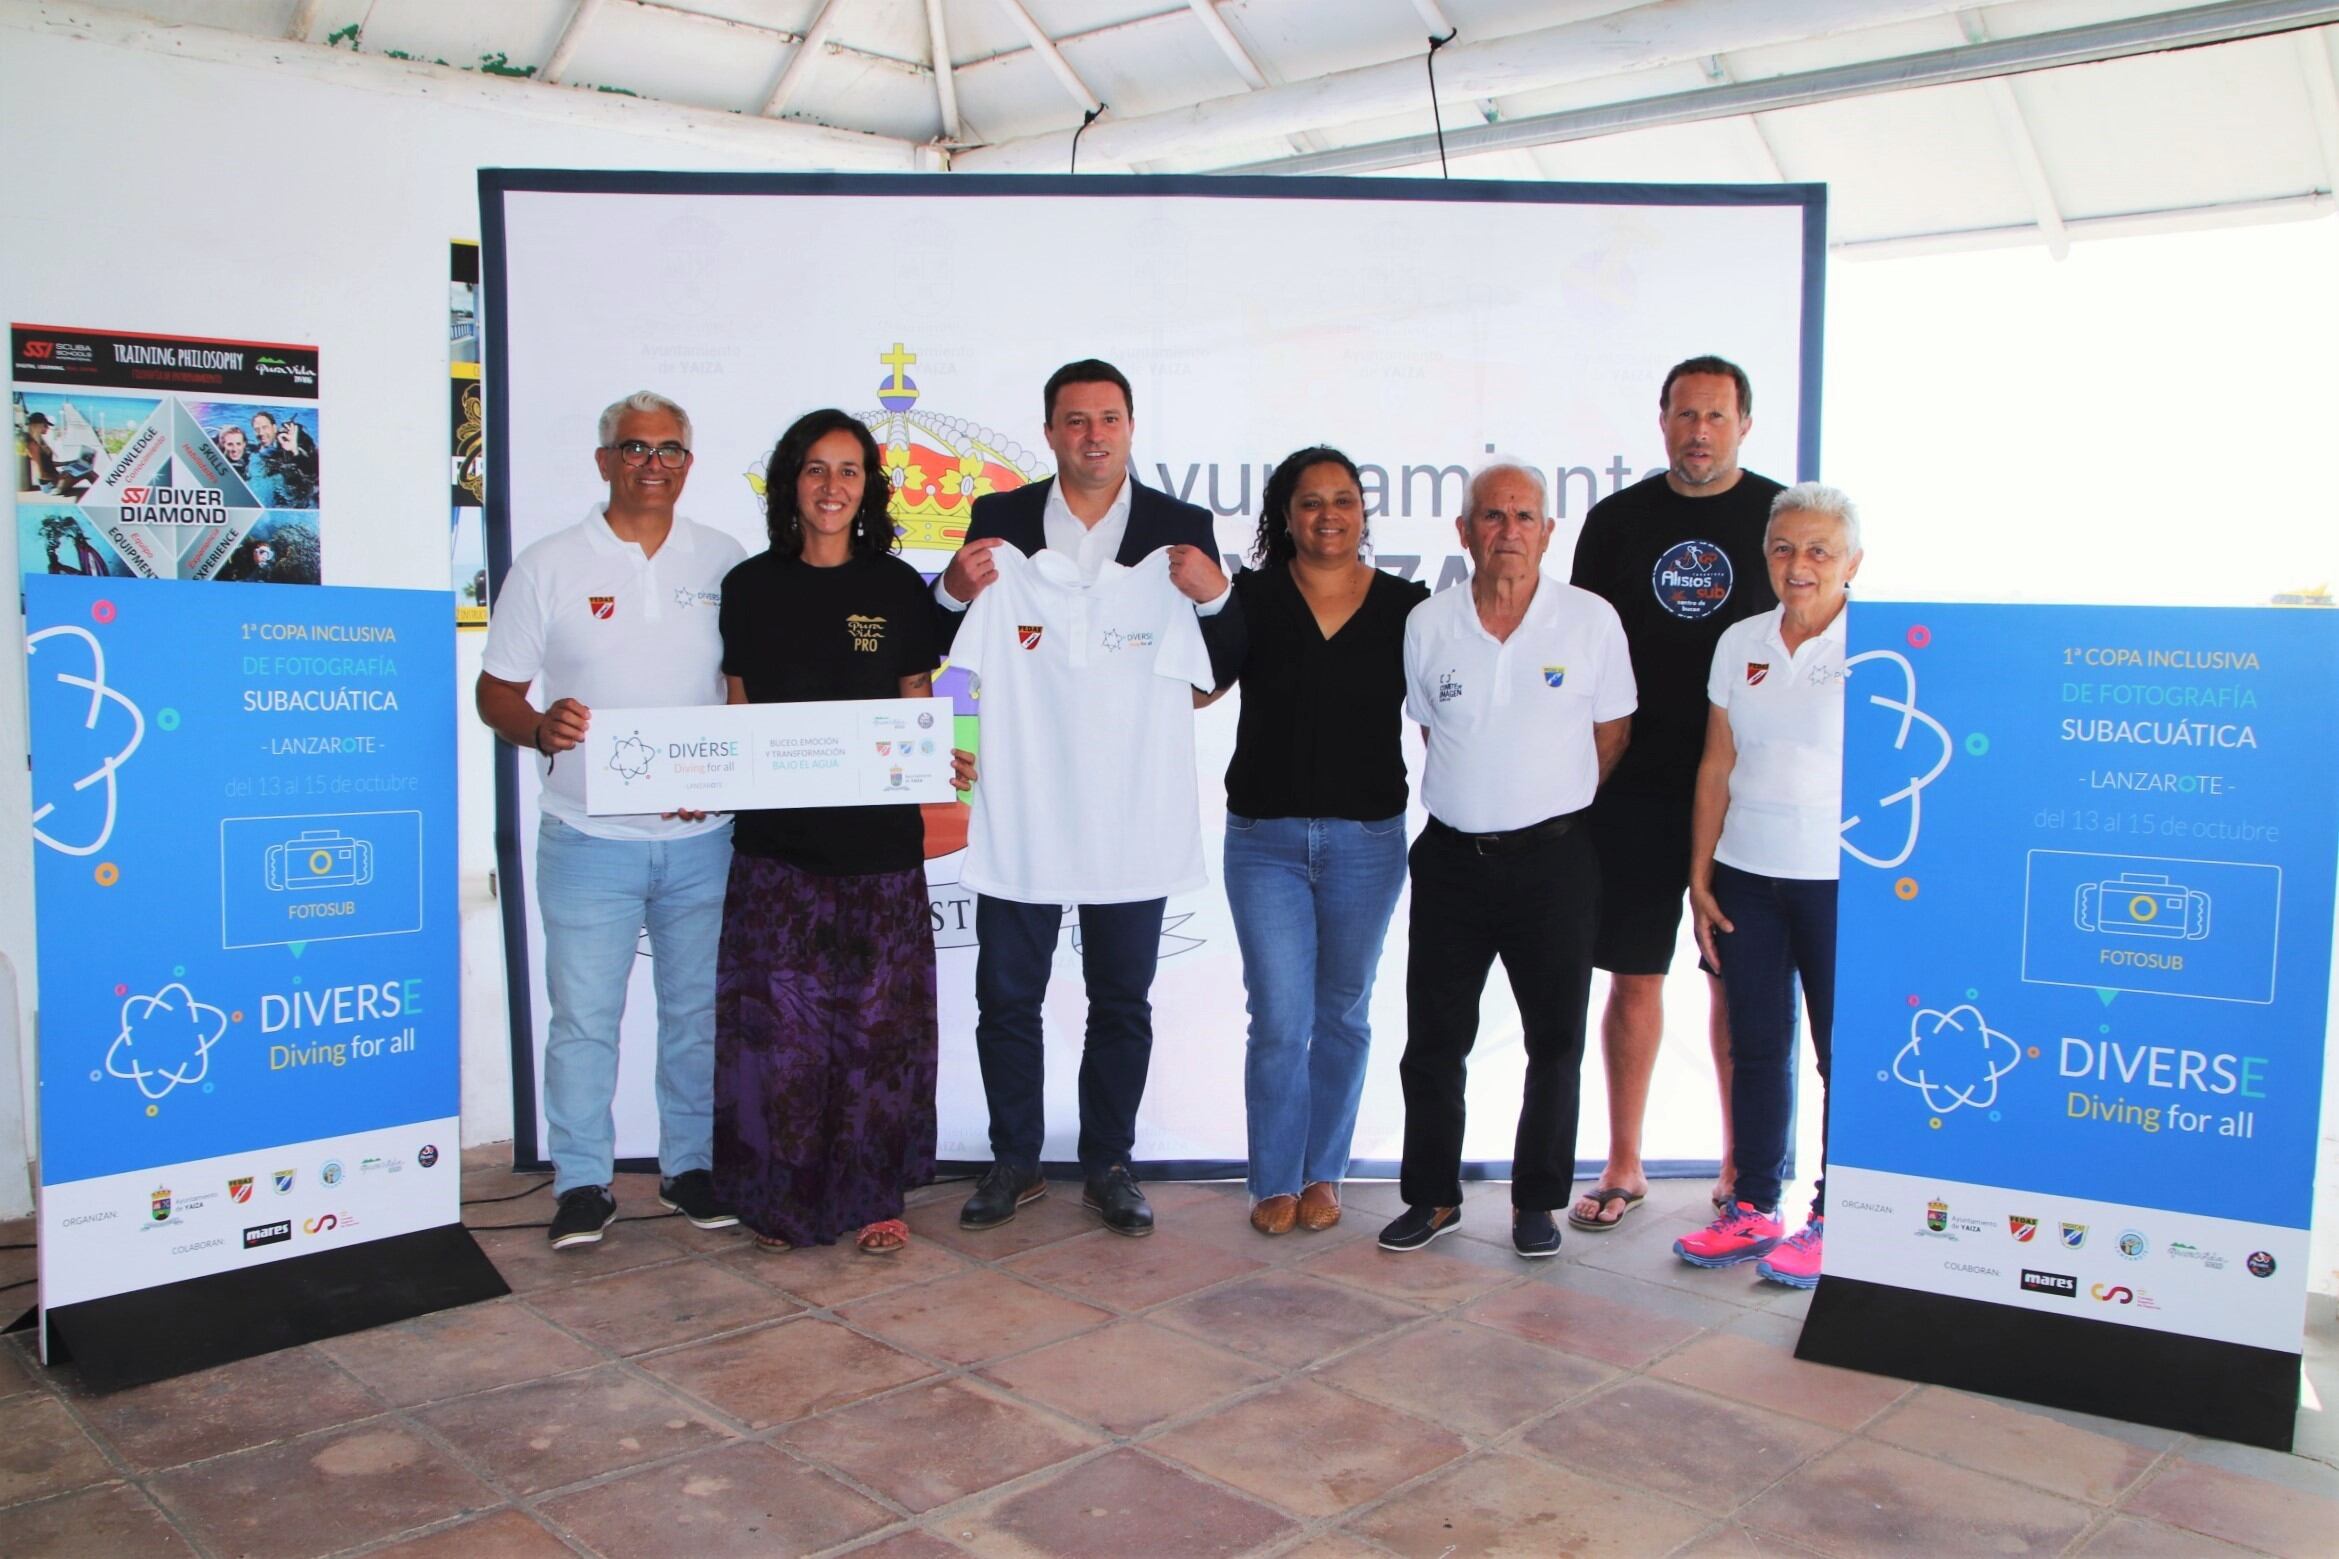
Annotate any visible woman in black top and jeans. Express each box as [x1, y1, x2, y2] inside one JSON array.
[[1214, 446, 1428, 1235]]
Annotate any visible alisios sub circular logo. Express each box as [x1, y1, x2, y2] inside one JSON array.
[[1651, 539, 1734, 621], [320, 1160, 344, 1187], [2246, 1250, 2276, 1278], [417, 1144, 440, 1169], [2116, 1229, 2148, 1260]]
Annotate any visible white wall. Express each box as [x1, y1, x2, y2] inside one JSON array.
[[0, 10, 914, 1218]]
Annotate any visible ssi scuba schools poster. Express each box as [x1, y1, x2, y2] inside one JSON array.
[[14, 323, 322, 585]]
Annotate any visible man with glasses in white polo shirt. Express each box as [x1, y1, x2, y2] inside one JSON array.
[[477, 392, 746, 1251], [1381, 458, 1636, 1260]]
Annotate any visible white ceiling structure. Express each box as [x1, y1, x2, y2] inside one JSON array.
[[33, 0, 2339, 255]]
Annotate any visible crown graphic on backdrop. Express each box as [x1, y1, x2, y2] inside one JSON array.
[[744, 343, 1046, 551]]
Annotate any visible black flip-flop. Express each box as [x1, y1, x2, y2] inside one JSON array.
[[1566, 1187, 1646, 1232]]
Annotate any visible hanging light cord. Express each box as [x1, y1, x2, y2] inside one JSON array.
[[1426, 30, 1458, 177]]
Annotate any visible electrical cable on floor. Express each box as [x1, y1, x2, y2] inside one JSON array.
[[460, 1176, 555, 1205]]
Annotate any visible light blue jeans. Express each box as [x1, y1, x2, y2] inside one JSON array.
[[536, 814, 732, 1194], [1223, 812, 1409, 1201]]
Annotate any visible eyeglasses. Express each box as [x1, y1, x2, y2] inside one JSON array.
[[608, 440, 691, 468]]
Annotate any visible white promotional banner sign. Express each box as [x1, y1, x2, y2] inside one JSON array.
[[583, 697, 955, 814], [483, 172, 1822, 1175]]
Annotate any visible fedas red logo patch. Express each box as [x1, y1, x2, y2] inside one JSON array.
[[589, 596, 615, 620], [1746, 662, 1769, 685], [1016, 624, 1043, 650]]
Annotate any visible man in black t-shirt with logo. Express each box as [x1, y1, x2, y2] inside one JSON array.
[[1566, 355, 1782, 1232]]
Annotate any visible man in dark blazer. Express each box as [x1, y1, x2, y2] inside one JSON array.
[[935, 358, 1244, 1238]]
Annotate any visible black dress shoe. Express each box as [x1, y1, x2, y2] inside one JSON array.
[[960, 1161, 1046, 1230], [1082, 1164, 1154, 1237]]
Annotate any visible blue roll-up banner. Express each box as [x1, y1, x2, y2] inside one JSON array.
[[24, 576, 501, 1387], [1800, 601, 2339, 1450]]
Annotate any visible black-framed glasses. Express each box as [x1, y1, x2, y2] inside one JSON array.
[[608, 439, 691, 468]]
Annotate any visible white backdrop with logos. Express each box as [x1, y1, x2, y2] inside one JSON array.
[[484, 174, 1818, 1175]]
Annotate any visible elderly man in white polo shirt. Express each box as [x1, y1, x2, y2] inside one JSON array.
[[477, 391, 746, 1251], [1380, 458, 1636, 1260]]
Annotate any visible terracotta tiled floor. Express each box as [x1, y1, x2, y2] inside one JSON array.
[[3, 1150, 2339, 1556]]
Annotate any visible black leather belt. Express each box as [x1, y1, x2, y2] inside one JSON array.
[[1424, 811, 1584, 855]]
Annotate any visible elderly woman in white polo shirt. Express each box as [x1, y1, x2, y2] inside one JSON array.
[[1675, 482, 1861, 1290]]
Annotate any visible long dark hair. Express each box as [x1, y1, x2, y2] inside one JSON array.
[[762, 409, 896, 560], [1249, 445, 1367, 567]]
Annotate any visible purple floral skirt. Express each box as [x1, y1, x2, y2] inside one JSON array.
[[711, 852, 938, 1246]]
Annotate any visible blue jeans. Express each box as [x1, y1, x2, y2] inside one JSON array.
[[973, 893, 1165, 1173], [536, 814, 732, 1194], [1224, 813, 1409, 1200], [1711, 862, 1837, 1218]]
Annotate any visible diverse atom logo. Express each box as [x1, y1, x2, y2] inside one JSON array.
[[106, 982, 226, 1102], [607, 732, 656, 783], [1840, 647, 1951, 871], [26, 621, 146, 857], [1893, 1002, 2021, 1115]]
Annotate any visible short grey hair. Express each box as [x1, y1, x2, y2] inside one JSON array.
[[1768, 480, 1861, 554], [597, 390, 693, 450], [1467, 455, 1547, 516]]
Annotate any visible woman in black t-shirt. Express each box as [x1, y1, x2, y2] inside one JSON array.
[[711, 409, 941, 1255], [1211, 446, 1427, 1236]]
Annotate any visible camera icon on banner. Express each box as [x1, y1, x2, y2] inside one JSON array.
[[220, 811, 423, 950], [2073, 872, 2210, 941], [263, 829, 375, 892]]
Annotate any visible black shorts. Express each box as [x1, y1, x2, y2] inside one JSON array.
[[1586, 787, 1708, 976]]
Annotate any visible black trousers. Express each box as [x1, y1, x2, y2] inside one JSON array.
[[1398, 818, 1600, 1211], [973, 893, 1166, 1174]]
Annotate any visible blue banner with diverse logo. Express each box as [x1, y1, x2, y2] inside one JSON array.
[[1809, 601, 2339, 1443], [25, 575, 460, 1315]]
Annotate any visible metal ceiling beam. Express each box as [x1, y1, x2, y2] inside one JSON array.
[[926, 0, 961, 140], [1839, 190, 2336, 259], [2299, 26, 2339, 190], [763, 0, 844, 118], [1212, 0, 2339, 177], [990, 0, 1104, 114], [1409, 0, 1458, 40], [540, 0, 607, 87], [1699, 53, 1787, 184], [1960, 10, 2069, 259], [1186, 0, 1267, 90], [958, 0, 1978, 171], [0, 0, 920, 166]]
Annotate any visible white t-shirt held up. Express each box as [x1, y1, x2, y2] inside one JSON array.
[[956, 546, 1214, 904]]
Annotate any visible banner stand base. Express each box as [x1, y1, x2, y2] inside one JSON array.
[[42, 1224, 508, 1394], [1799, 1274, 2299, 1452]]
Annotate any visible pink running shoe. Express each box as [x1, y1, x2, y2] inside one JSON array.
[[1756, 1217, 1824, 1289], [1674, 1202, 1783, 1267]]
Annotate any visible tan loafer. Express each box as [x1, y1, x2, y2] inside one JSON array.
[[1250, 1194, 1299, 1235], [1298, 1180, 1342, 1231]]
